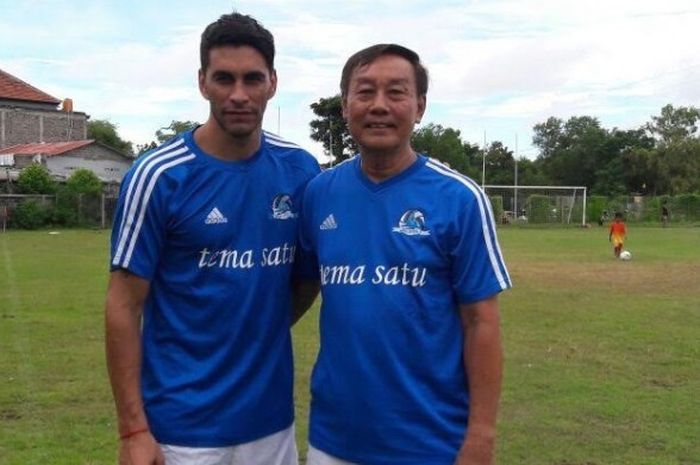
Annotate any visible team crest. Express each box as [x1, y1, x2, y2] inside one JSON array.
[[271, 194, 297, 220], [393, 209, 430, 236]]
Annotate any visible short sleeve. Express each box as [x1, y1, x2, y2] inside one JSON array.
[[109, 166, 170, 280], [450, 189, 511, 304], [294, 179, 320, 281]]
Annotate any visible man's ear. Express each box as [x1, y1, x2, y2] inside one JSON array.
[[341, 96, 348, 120], [198, 69, 209, 100], [268, 69, 278, 100], [416, 95, 426, 124]]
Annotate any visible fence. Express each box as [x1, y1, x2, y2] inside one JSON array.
[[0, 193, 119, 231], [483, 189, 700, 227], [587, 194, 700, 225], [485, 185, 587, 226]]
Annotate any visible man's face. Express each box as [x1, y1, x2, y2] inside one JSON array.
[[199, 45, 277, 139], [342, 54, 425, 156]]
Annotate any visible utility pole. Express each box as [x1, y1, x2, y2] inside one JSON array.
[[328, 115, 334, 167], [481, 131, 487, 187], [514, 133, 518, 216]]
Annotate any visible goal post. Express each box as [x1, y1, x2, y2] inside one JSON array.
[[484, 185, 587, 226]]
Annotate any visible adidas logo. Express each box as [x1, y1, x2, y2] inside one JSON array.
[[320, 214, 337, 230], [205, 207, 228, 225]]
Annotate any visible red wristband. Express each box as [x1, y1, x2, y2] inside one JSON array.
[[119, 427, 149, 440]]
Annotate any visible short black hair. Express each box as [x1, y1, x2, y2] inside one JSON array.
[[200, 12, 275, 72], [615, 212, 623, 219], [340, 43, 429, 97]]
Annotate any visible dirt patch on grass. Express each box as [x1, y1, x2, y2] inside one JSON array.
[[0, 408, 21, 420], [509, 262, 700, 297]]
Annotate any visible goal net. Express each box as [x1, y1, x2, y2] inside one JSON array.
[[483, 185, 587, 226]]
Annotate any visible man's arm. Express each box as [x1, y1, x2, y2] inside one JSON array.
[[455, 295, 503, 465], [105, 270, 163, 465], [291, 279, 320, 326]]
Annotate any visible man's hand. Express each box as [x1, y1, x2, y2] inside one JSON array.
[[455, 426, 496, 465], [118, 430, 164, 465]]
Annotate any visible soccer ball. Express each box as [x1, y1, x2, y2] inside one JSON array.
[[619, 250, 632, 261]]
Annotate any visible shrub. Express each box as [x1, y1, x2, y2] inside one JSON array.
[[675, 193, 700, 221], [587, 195, 607, 225], [11, 200, 49, 229], [489, 195, 504, 223], [527, 194, 550, 223], [17, 164, 56, 194], [66, 169, 102, 195]]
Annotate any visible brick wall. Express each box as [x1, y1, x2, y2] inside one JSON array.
[[0, 107, 88, 148]]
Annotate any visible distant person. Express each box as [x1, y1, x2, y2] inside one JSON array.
[[661, 202, 669, 228], [299, 43, 511, 465], [104, 12, 320, 465], [598, 209, 609, 227], [609, 212, 627, 258]]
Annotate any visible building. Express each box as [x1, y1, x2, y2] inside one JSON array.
[[0, 140, 131, 184], [0, 68, 131, 184]]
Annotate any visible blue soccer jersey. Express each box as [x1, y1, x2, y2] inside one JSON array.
[[110, 129, 320, 447], [300, 155, 511, 464]]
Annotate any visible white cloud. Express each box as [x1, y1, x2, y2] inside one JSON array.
[[1, 0, 699, 159]]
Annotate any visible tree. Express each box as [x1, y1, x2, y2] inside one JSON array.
[[532, 117, 564, 160], [136, 120, 199, 156], [462, 142, 483, 180], [640, 105, 700, 194], [155, 120, 199, 144], [309, 95, 356, 163], [483, 141, 515, 185], [412, 124, 470, 174], [646, 104, 700, 144], [514, 157, 547, 186], [533, 116, 609, 190], [66, 169, 102, 195], [17, 164, 56, 194], [136, 141, 158, 155], [88, 119, 133, 155]]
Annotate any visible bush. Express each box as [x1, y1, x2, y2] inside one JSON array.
[[11, 200, 49, 229], [17, 164, 56, 194], [66, 169, 102, 195], [675, 193, 700, 221], [489, 195, 504, 223], [527, 195, 550, 223], [587, 195, 607, 225]]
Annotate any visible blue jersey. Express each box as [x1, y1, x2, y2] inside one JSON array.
[[300, 155, 511, 464], [110, 129, 320, 447]]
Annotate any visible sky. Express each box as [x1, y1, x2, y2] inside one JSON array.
[[1, 0, 699, 162]]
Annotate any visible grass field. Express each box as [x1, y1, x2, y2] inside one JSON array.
[[1, 226, 699, 464]]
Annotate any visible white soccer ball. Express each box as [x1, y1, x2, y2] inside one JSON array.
[[619, 250, 632, 261]]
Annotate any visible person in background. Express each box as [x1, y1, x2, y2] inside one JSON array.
[[609, 211, 627, 258]]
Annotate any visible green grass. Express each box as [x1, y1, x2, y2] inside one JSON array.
[[1, 226, 698, 464]]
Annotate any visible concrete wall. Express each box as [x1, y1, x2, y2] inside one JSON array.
[[0, 106, 88, 148], [44, 145, 132, 183]]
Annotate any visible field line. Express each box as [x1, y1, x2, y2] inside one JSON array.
[[1, 237, 38, 415]]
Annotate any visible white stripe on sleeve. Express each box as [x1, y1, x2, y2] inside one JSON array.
[[425, 159, 511, 289]]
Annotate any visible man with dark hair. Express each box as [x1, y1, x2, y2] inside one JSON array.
[[299, 44, 511, 465], [105, 12, 320, 465]]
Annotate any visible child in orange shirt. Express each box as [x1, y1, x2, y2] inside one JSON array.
[[609, 212, 627, 258]]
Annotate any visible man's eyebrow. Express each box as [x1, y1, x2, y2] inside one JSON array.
[[353, 77, 410, 85], [244, 70, 267, 78], [211, 70, 233, 77]]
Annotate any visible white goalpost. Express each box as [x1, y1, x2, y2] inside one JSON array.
[[483, 185, 587, 226]]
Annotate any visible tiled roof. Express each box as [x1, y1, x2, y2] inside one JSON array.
[[0, 140, 94, 156], [0, 68, 61, 104]]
